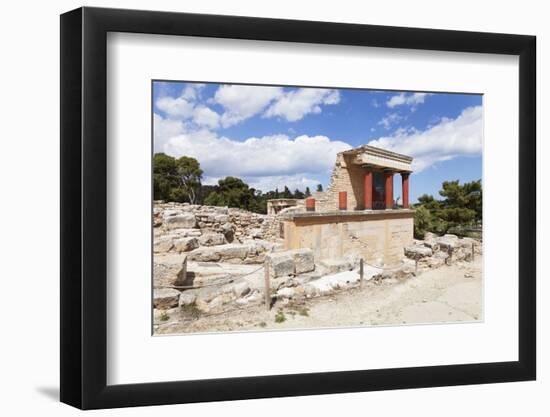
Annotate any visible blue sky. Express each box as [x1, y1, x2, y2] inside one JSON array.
[[153, 81, 482, 203]]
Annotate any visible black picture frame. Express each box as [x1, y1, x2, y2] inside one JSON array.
[[60, 6, 536, 410]]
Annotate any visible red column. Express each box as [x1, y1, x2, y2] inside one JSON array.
[[364, 171, 373, 210], [385, 171, 394, 209], [305, 197, 315, 212], [401, 173, 410, 208], [338, 191, 347, 210]]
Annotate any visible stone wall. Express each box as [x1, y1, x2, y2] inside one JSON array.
[[154, 201, 279, 243], [282, 210, 414, 267], [316, 153, 366, 211]]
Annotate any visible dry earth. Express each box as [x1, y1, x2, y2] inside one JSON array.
[[155, 254, 482, 335]]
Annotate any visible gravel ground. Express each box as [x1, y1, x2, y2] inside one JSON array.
[[155, 255, 483, 335]]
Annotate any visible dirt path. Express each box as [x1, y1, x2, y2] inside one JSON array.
[[156, 255, 483, 335]]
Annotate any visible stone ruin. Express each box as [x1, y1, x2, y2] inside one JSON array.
[[153, 145, 482, 328], [153, 200, 482, 328]]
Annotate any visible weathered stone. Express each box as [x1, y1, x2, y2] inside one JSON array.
[[208, 293, 234, 310], [443, 234, 459, 240], [436, 236, 458, 252], [423, 240, 440, 252], [277, 287, 295, 298], [173, 237, 199, 252], [404, 245, 433, 259], [162, 209, 181, 218], [214, 214, 229, 223], [153, 254, 188, 288], [266, 252, 295, 277], [289, 248, 315, 274], [178, 290, 198, 306], [318, 258, 353, 274], [188, 244, 250, 262], [199, 232, 226, 246], [154, 236, 173, 253], [153, 288, 180, 309], [424, 232, 439, 241], [233, 281, 251, 297], [427, 257, 445, 268], [169, 228, 202, 238], [165, 213, 197, 229]]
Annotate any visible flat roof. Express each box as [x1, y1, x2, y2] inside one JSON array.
[[341, 145, 413, 163]]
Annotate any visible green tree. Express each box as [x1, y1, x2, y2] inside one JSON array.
[[282, 186, 293, 198], [414, 179, 482, 236], [172, 156, 203, 204], [204, 176, 257, 211], [293, 189, 305, 199], [316, 184, 323, 192], [413, 205, 432, 239], [305, 187, 312, 197], [153, 153, 178, 201]]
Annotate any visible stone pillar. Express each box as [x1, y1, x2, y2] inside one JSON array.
[[401, 173, 410, 208], [305, 197, 316, 212], [364, 170, 373, 210], [385, 171, 394, 209], [338, 191, 347, 210]]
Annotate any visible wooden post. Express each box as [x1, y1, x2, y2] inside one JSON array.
[[264, 260, 271, 311], [359, 258, 364, 287]]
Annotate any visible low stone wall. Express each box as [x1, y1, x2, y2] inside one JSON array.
[[282, 210, 415, 267], [154, 201, 278, 243]]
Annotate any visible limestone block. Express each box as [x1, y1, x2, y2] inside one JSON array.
[[165, 213, 197, 229], [266, 252, 295, 278], [173, 237, 199, 252], [154, 236, 173, 253], [404, 245, 433, 259], [178, 290, 198, 307], [289, 248, 315, 274], [153, 288, 180, 309], [436, 236, 458, 252], [319, 258, 352, 274], [233, 281, 251, 297], [187, 244, 250, 262], [198, 232, 226, 247]]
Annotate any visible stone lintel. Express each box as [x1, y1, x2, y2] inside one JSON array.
[[283, 209, 415, 225]]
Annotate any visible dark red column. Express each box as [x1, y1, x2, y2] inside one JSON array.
[[364, 170, 373, 210], [401, 173, 410, 208], [338, 191, 347, 210], [305, 197, 315, 212], [385, 171, 394, 209]]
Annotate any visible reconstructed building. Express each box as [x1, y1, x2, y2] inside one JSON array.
[[266, 199, 301, 215], [277, 145, 415, 267]]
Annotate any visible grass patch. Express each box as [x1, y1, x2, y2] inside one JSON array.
[[274, 310, 286, 323], [180, 302, 201, 320], [298, 307, 309, 317], [159, 312, 170, 322]]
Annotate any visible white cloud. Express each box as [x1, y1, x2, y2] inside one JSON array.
[[153, 113, 185, 152], [181, 83, 205, 101], [213, 85, 283, 127], [245, 174, 321, 192], [368, 105, 482, 172], [386, 92, 431, 109], [156, 96, 194, 118], [192, 105, 220, 129], [203, 174, 320, 192], [264, 88, 340, 122], [160, 130, 350, 181], [378, 112, 404, 129]]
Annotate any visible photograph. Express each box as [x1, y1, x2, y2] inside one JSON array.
[[152, 81, 484, 335]]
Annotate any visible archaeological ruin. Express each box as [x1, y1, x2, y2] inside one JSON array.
[[278, 145, 414, 267], [153, 144, 481, 331]]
